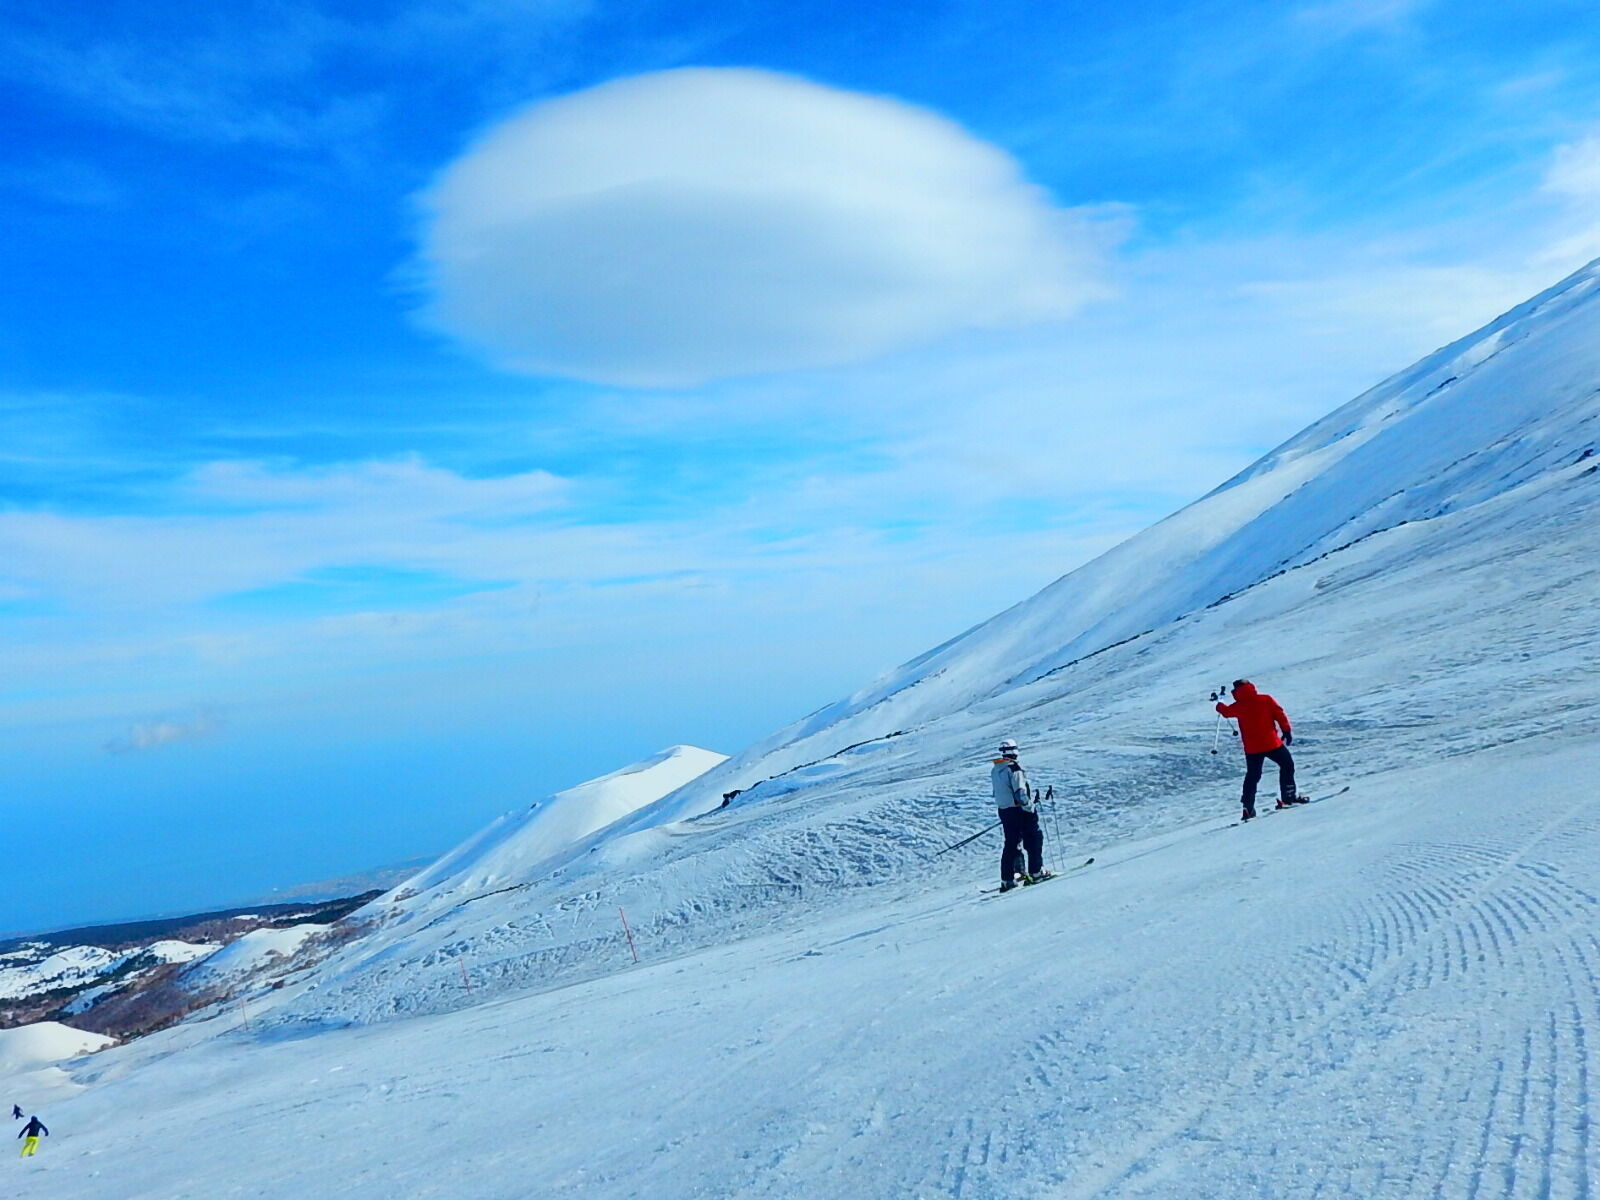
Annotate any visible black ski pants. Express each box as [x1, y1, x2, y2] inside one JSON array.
[[998, 806, 1044, 881], [1241, 746, 1296, 809]]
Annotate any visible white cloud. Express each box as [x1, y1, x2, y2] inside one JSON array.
[[0, 457, 572, 612], [186, 456, 566, 516], [416, 68, 1119, 387], [1544, 135, 1600, 200], [1537, 132, 1600, 268], [0, 0, 588, 150], [1295, 0, 1429, 33], [105, 710, 220, 755]]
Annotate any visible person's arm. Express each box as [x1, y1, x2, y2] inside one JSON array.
[[1216, 701, 1239, 717], [1010, 764, 1030, 805], [1274, 702, 1292, 743]]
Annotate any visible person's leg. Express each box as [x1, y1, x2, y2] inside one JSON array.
[[1267, 746, 1296, 804], [21, 1137, 37, 1157], [1022, 810, 1045, 876], [998, 808, 1024, 882], [1241, 752, 1266, 813]]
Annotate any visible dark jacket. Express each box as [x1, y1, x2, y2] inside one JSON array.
[[19, 1117, 47, 1139]]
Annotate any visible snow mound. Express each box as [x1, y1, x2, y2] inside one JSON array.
[[183, 926, 320, 988], [141, 940, 220, 966], [396, 744, 728, 898], [0, 1021, 114, 1075]]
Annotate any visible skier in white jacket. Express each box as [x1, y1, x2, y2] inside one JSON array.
[[990, 738, 1051, 891]]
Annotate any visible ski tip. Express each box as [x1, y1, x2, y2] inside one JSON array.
[[1084, 857, 1094, 865]]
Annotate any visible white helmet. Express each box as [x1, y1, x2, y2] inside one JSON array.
[[998, 738, 1019, 755]]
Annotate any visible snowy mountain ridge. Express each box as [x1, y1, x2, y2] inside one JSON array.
[[395, 743, 727, 899], [662, 256, 1600, 804]]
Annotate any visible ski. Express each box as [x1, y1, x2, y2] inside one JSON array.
[[1228, 785, 1350, 827], [980, 857, 1093, 894]]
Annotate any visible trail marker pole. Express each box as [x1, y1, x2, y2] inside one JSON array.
[[618, 907, 639, 964], [459, 961, 473, 993]]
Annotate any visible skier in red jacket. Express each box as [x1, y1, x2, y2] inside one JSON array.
[[1215, 680, 1305, 821]]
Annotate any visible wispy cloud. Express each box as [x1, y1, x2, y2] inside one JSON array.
[[0, 0, 590, 150], [1544, 133, 1600, 200], [1294, 0, 1430, 34], [0, 457, 571, 614], [105, 709, 221, 755]]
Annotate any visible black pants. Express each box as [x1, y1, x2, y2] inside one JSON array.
[[1242, 746, 1296, 810], [998, 807, 1044, 880]]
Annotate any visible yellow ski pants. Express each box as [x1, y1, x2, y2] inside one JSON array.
[[20, 1136, 39, 1157]]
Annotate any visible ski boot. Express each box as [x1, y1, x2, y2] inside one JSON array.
[[1022, 871, 1055, 885], [999, 879, 1019, 893], [1241, 806, 1255, 821]]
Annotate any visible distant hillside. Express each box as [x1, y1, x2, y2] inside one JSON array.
[[0, 891, 381, 1037], [0, 891, 380, 956]]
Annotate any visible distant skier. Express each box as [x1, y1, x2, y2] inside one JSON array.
[[1215, 680, 1305, 820], [10, 1104, 20, 1120], [991, 738, 1051, 891], [18, 1115, 47, 1157]]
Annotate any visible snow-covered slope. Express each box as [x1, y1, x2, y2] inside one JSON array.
[[13, 260, 1600, 1198], [0, 940, 217, 1004], [184, 255, 1600, 1032], [394, 743, 728, 898], [0, 1021, 115, 1112], [661, 256, 1600, 804], [179, 926, 321, 989], [22, 740, 1600, 1198], [0, 1022, 114, 1076]]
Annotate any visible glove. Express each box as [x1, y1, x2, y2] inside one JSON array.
[[1283, 731, 1293, 746]]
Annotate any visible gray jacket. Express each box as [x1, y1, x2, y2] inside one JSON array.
[[991, 757, 1034, 810]]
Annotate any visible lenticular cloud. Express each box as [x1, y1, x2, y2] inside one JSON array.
[[416, 68, 1112, 388]]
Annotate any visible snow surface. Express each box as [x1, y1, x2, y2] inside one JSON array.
[[393, 743, 728, 899], [138, 940, 220, 968], [0, 946, 118, 1002], [180, 926, 320, 988], [11, 260, 1600, 1196], [0, 1023, 114, 1076], [0, 1022, 115, 1115], [2, 939, 218, 1013]]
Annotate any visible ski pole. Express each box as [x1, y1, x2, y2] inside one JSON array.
[[1210, 713, 1224, 755], [1042, 786, 1064, 872], [932, 820, 1001, 857]]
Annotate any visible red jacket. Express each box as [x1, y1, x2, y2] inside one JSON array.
[[1216, 682, 1291, 754]]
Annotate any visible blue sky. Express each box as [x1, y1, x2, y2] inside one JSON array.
[[3, 0, 1598, 932]]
